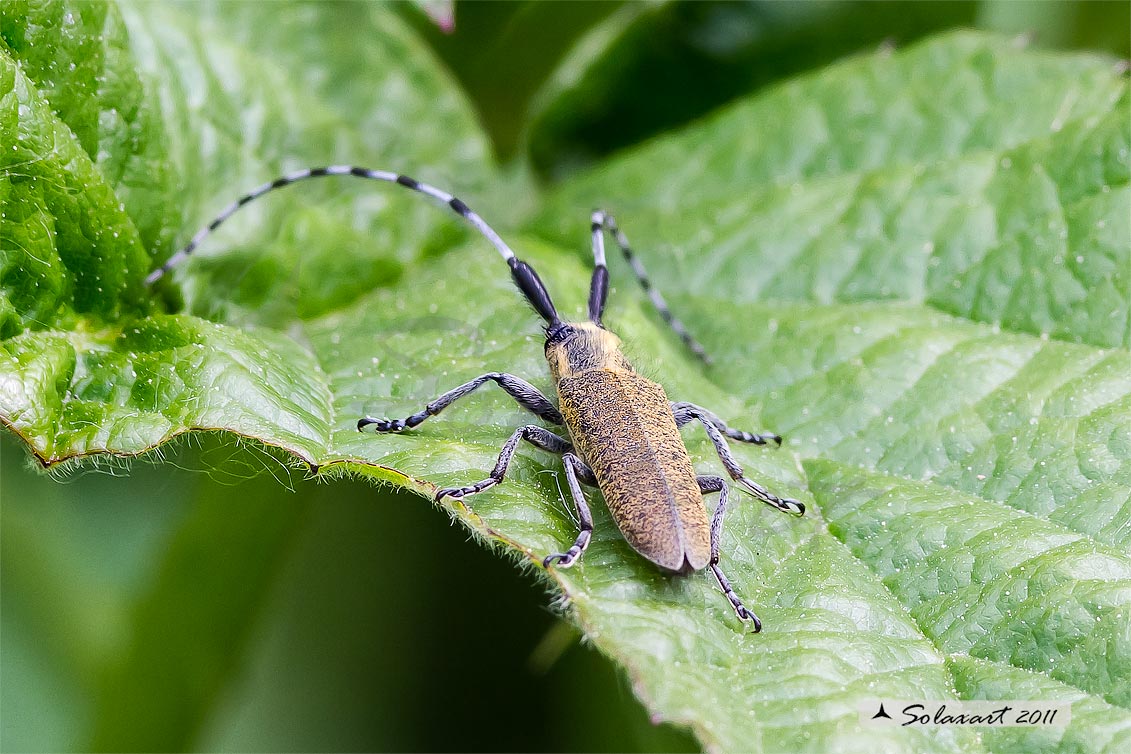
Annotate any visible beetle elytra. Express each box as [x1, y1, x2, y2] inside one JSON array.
[[148, 166, 805, 630]]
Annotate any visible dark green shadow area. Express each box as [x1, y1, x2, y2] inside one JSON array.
[[1, 433, 696, 752]]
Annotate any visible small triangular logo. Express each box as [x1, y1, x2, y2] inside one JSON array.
[[872, 703, 892, 720]]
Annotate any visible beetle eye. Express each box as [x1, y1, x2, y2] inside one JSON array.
[[544, 323, 572, 344]]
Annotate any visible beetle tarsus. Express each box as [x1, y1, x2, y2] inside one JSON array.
[[358, 417, 408, 432], [728, 428, 777, 445], [432, 425, 573, 507], [671, 402, 782, 447], [736, 478, 805, 516], [543, 455, 595, 570], [709, 561, 762, 631], [736, 605, 763, 633], [435, 479, 497, 501], [542, 546, 582, 569]]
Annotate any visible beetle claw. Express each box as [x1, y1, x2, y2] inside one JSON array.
[[542, 550, 578, 569], [358, 417, 404, 433], [736, 605, 762, 632]]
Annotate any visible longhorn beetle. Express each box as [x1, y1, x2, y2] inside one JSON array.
[[147, 165, 805, 630]]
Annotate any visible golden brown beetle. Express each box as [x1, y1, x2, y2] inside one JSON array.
[[148, 167, 805, 629]]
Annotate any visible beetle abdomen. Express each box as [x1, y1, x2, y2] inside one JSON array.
[[557, 370, 710, 572]]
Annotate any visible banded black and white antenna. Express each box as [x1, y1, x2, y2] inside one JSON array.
[[145, 165, 561, 326], [149, 165, 709, 362], [590, 210, 711, 364]]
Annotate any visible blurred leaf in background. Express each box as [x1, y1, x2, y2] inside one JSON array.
[[526, 0, 985, 179], [403, 0, 626, 162], [405, 0, 1129, 178]]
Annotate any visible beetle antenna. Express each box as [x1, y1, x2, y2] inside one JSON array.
[[587, 214, 610, 326], [590, 211, 711, 364], [145, 165, 560, 324]]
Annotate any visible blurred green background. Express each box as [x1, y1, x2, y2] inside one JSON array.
[[3, 1, 1128, 751]]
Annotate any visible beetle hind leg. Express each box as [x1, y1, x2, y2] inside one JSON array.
[[699, 475, 761, 631], [543, 454, 595, 569]]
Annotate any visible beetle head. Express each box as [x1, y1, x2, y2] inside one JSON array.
[[545, 322, 631, 381]]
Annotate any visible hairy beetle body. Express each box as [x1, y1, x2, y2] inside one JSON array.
[[547, 322, 709, 573], [549, 321, 714, 574], [558, 368, 710, 573]]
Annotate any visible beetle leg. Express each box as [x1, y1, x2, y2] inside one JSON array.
[[435, 425, 570, 501], [543, 453, 595, 569], [671, 402, 781, 445], [358, 372, 562, 432], [698, 475, 761, 630], [679, 407, 805, 516]]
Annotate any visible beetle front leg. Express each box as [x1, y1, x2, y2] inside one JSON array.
[[677, 405, 805, 516], [435, 425, 570, 501], [359, 372, 562, 432], [543, 453, 595, 569], [699, 475, 761, 630]]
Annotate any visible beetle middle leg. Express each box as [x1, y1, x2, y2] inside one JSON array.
[[434, 425, 571, 501], [542, 453, 596, 569], [434, 429, 596, 570], [699, 475, 761, 630], [671, 402, 781, 445], [675, 404, 805, 516]]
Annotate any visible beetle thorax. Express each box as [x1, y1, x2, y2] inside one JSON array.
[[545, 322, 633, 381]]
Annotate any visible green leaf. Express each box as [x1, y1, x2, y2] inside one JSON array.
[[1, 0, 495, 461], [0, 0, 178, 260], [1, 37, 153, 330], [3, 10, 1129, 754]]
